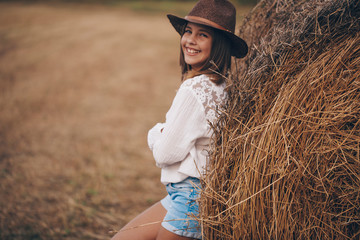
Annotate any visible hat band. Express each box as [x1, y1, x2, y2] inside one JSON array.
[[185, 16, 232, 33]]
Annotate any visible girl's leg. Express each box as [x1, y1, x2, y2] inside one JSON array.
[[156, 226, 195, 240], [111, 201, 167, 240]]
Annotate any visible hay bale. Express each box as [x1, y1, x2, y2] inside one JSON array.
[[200, 0, 360, 239]]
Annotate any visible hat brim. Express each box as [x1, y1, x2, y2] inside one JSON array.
[[167, 14, 248, 58]]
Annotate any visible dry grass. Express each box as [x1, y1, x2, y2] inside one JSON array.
[[200, 0, 360, 239]]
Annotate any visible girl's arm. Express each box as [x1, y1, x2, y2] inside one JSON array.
[[151, 87, 207, 168], [147, 123, 165, 151]]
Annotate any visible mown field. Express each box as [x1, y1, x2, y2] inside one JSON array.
[[0, 1, 252, 239]]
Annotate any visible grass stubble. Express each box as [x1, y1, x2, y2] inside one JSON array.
[[0, 2, 184, 239]]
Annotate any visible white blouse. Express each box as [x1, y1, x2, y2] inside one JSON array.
[[147, 74, 227, 184]]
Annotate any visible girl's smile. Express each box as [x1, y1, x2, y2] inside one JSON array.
[[181, 22, 213, 71], [185, 47, 200, 54]]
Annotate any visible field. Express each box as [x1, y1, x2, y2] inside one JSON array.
[[0, 1, 252, 239]]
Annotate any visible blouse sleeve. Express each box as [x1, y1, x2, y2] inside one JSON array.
[[151, 87, 208, 168], [147, 123, 165, 151]]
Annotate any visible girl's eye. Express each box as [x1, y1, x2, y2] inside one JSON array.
[[184, 29, 192, 34], [200, 33, 208, 38]]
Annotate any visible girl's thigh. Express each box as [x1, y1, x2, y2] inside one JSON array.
[[111, 201, 167, 240], [156, 226, 195, 240]]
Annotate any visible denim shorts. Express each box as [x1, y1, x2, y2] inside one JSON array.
[[160, 177, 202, 239]]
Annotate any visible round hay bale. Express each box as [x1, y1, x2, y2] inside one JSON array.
[[200, 0, 360, 239]]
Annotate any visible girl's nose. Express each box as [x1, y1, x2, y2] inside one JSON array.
[[187, 34, 196, 44]]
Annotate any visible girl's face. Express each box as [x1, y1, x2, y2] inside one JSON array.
[[181, 22, 213, 71]]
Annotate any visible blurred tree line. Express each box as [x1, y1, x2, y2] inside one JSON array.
[[0, 0, 259, 6], [96, 0, 259, 3], [117, 0, 259, 4], [13, 0, 259, 5], [140, 0, 259, 4]]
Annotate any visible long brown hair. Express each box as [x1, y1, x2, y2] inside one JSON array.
[[180, 27, 232, 84]]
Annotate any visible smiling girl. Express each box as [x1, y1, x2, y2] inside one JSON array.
[[181, 23, 213, 71], [111, 0, 247, 239]]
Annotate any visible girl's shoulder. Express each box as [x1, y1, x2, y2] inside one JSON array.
[[179, 74, 227, 121], [180, 74, 226, 92]]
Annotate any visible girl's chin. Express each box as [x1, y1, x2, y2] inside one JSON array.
[[187, 62, 203, 70], [185, 59, 202, 68]]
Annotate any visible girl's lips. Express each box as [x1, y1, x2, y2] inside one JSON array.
[[186, 47, 200, 55]]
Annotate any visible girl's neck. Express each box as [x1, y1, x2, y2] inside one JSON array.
[[183, 69, 224, 84]]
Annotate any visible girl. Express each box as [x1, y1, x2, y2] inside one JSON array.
[[111, 0, 247, 239]]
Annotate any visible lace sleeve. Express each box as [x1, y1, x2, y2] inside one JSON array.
[[181, 75, 227, 123]]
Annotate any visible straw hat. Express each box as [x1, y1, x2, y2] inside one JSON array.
[[167, 0, 248, 58]]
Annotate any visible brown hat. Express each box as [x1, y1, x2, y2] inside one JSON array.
[[167, 0, 248, 58]]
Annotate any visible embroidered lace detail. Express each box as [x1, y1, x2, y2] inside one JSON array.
[[181, 75, 227, 122]]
